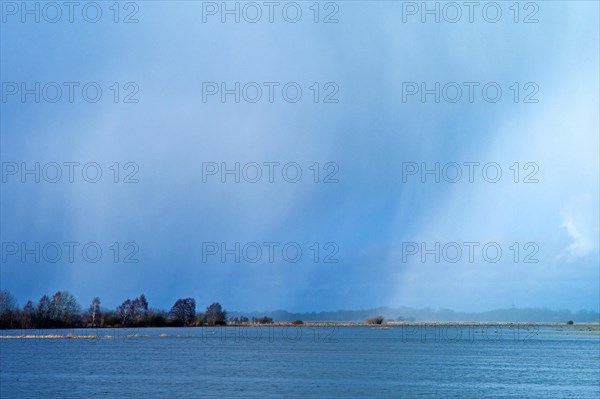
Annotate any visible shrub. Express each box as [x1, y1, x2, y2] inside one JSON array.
[[367, 316, 384, 325], [291, 320, 304, 325], [566, 320, 574, 325], [254, 316, 273, 324]]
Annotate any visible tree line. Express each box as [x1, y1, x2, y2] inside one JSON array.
[[0, 289, 252, 329]]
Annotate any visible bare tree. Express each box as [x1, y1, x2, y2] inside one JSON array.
[[36, 295, 51, 327], [88, 297, 101, 327], [130, 294, 149, 324], [117, 299, 132, 326], [48, 291, 81, 327], [22, 301, 35, 328], [205, 302, 227, 325], [169, 298, 196, 326], [0, 290, 18, 328]]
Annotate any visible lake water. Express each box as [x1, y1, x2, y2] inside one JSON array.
[[1, 326, 598, 398]]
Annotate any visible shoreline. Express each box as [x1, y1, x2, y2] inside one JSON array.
[[1, 321, 599, 339]]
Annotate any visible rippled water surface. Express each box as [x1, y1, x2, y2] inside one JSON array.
[[1, 326, 598, 398]]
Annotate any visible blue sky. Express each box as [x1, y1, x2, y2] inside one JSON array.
[[1, 1, 598, 313]]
